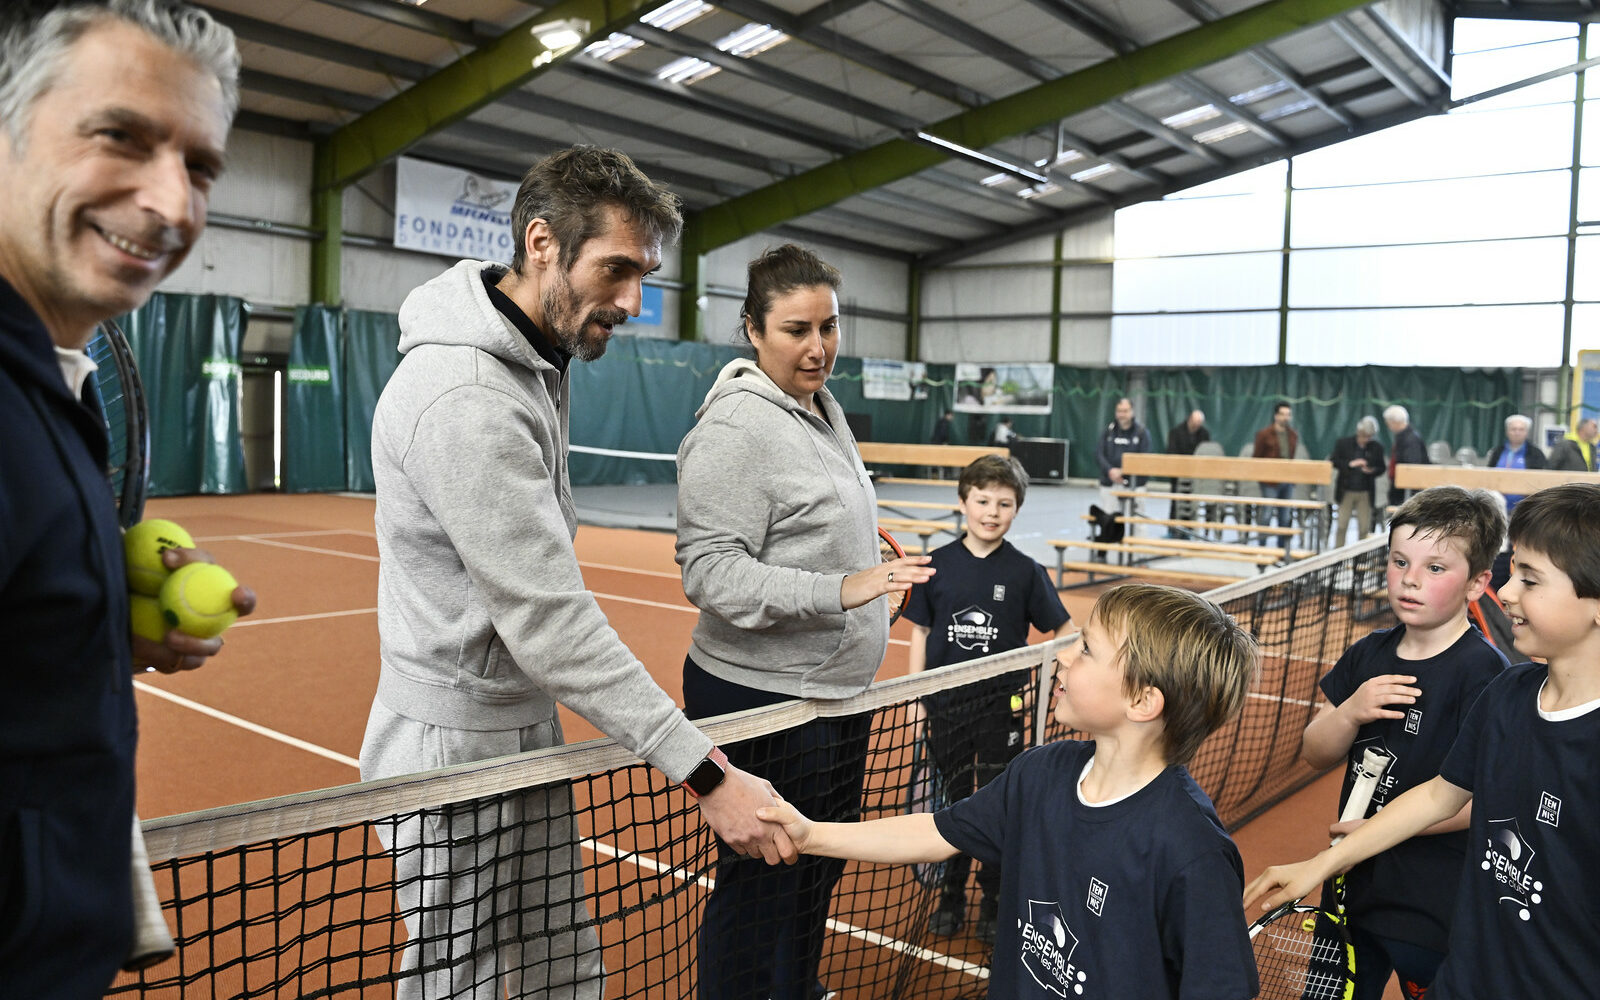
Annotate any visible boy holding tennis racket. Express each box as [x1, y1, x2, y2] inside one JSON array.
[[763, 584, 1260, 999], [1249, 483, 1600, 998], [1298, 487, 1509, 999], [902, 454, 1070, 943]]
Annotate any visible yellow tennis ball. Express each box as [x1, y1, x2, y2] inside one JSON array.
[[1010, 694, 1025, 713], [129, 594, 168, 644], [158, 563, 239, 639], [124, 519, 195, 596]]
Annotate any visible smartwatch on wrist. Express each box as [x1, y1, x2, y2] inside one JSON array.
[[681, 746, 729, 798]]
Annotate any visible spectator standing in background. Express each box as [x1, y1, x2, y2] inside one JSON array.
[[1547, 417, 1598, 472], [1094, 396, 1152, 514], [1251, 401, 1299, 550], [1384, 404, 1429, 507], [1327, 416, 1385, 546], [1165, 410, 1210, 527], [1485, 414, 1545, 515]]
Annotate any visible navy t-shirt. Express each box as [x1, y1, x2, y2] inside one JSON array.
[[903, 537, 1070, 669], [1428, 663, 1600, 999], [1318, 625, 1507, 951], [934, 740, 1258, 999]]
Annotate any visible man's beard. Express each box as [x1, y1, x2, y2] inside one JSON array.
[[542, 266, 627, 362]]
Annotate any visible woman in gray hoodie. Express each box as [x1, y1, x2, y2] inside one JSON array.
[[676, 245, 933, 1000]]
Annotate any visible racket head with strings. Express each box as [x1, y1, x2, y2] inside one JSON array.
[[1248, 902, 1356, 1000], [89, 322, 173, 969], [877, 526, 910, 624], [902, 733, 947, 887], [87, 318, 150, 529]]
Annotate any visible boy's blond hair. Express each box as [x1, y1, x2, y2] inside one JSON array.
[[1388, 486, 1505, 577], [1093, 585, 1258, 766]]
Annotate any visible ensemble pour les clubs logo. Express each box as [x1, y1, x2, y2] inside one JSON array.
[[1483, 818, 1544, 922], [1020, 899, 1089, 997], [948, 606, 999, 653]]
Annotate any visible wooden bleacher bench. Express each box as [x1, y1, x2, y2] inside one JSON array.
[[876, 499, 962, 524], [1108, 490, 1323, 511], [1054, 560, 1236, 587], [857, 442, 1007, 484], [1392, 464, 1600, 493], [1083, 513, 1302, 538], [1124, 535, 1316, 562], [878, 515, 961, 551], [1121, 453, 1333, 487], [1052, 539, 1283, 568]]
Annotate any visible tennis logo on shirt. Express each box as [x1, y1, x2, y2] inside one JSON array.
[[948, 606, 999, 653], [1085, 878, 1107, 917], [993, 585, 1006, 601], [1483, 818, 1544, 922], [1404, 708, 1422, 735], [1019, 899, 1088, 997], [1536, 792, 1561, 828]]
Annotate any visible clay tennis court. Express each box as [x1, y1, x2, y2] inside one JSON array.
[[123, 492, 1370, 999]]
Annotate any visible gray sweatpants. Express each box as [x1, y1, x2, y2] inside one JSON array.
[[360, 702, 604, 1000]]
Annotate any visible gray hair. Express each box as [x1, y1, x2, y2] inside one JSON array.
[[0, 0, 239, 145], [1356, 416, 1379, 436], [1383, 404, 1409, 425], [1505, 414, 1532, 432]]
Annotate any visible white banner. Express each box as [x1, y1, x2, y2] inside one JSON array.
[[394, 157, 517, 263], [953, 363, 1054, 414], [862, 359, 928, 401]]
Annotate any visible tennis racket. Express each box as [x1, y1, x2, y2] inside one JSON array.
[[89, 320, 176, 972], [902, 734, 947, 888], [878, 526, 911, 625], [1248, 902, 1356, 999]]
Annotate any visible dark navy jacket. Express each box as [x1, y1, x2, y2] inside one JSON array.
[[0, 276, 136, 997]]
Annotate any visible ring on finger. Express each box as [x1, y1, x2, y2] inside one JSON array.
[[887, 570, 895, 583]]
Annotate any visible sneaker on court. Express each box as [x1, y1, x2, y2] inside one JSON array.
[[975, 896, 999, 947], [928, 899, 964, 937]]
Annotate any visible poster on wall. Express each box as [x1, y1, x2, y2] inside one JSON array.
[[863, 359, 929, 401], [953, 363, 1054, 414], [394, 157, 517, 263]]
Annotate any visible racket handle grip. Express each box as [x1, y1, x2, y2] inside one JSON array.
[[125, 814, 176, 972]]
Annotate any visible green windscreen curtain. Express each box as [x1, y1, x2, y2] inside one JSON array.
[[119, 292, 249, 496], [343, 310, 403, 493], [1146, 366, 1523, 462], [284, 305, 345, 492]]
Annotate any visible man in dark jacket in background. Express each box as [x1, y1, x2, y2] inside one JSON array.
[[1486, 414, 1546, 515], [1328, 416, 1385, 546], [1383, 404, 1429, 506], [1095, 396, 1152, 513], [1165, 409, 1209, 525]]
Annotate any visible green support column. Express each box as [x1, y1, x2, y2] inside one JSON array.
[[678, 232, 704, 342], [311, 161, 343, 307], [1049, 231, 1064, 363], [1559, 29, 1588, 421], [1278, 160, 1294, 366], [906, 264, 921, 361]]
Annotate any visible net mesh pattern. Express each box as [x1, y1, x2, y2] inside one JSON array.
[[109, 536, 1391, 999]]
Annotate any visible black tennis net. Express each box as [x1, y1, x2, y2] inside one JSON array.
[[108, 534, 1389, 1000]]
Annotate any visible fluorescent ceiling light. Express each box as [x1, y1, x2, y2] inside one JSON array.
[[1195, 121, 1250, 144], [657, 55, 720, 85], [909, 131, 1048, 184], [1161, 104, 1220, 129], [979, 172, 1011, 187], [584, 32, 643, 61], [715, 23, 788, 58], [641, 0, 712, 30], [1069, 163, 1116, 182], [1018, 183, 1061, 200], [530, 18, 590, 66]]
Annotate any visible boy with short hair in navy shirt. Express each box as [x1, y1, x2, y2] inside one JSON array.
[[902, 455, 1072, 942], [762, 584, 1261, 1000], [1299, 486, 1509, 999], [1249, 482, 1600, 998]]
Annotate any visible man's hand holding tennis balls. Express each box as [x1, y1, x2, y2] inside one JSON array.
[[124, 519, 257, 674]]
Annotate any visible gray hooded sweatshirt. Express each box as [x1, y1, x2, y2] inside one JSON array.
[[676, 359, 887, 699], [369, 259, 711, 783]]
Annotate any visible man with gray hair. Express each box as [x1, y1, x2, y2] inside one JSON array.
[[1486, 414, 1545, 514], [0, 2, 251, 995], [361, 145, 789, 999], [1327, 416, 1386, 545], [1383, 404, 1429, 507]]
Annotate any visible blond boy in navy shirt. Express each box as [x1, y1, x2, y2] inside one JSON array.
[[763, 585, 1260, 999]]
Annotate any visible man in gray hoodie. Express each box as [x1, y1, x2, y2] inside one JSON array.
[[360, 146, 787, 1000]]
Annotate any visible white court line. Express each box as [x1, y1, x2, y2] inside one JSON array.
[[1247, 691, 1316, 708], [231, 607, 377, 628], [238, 536, 381, 562], [197, 529, 373, 542], [142, 686, 975, 979], [579, 561, 682, 580], [133, 681, 360, 769]]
